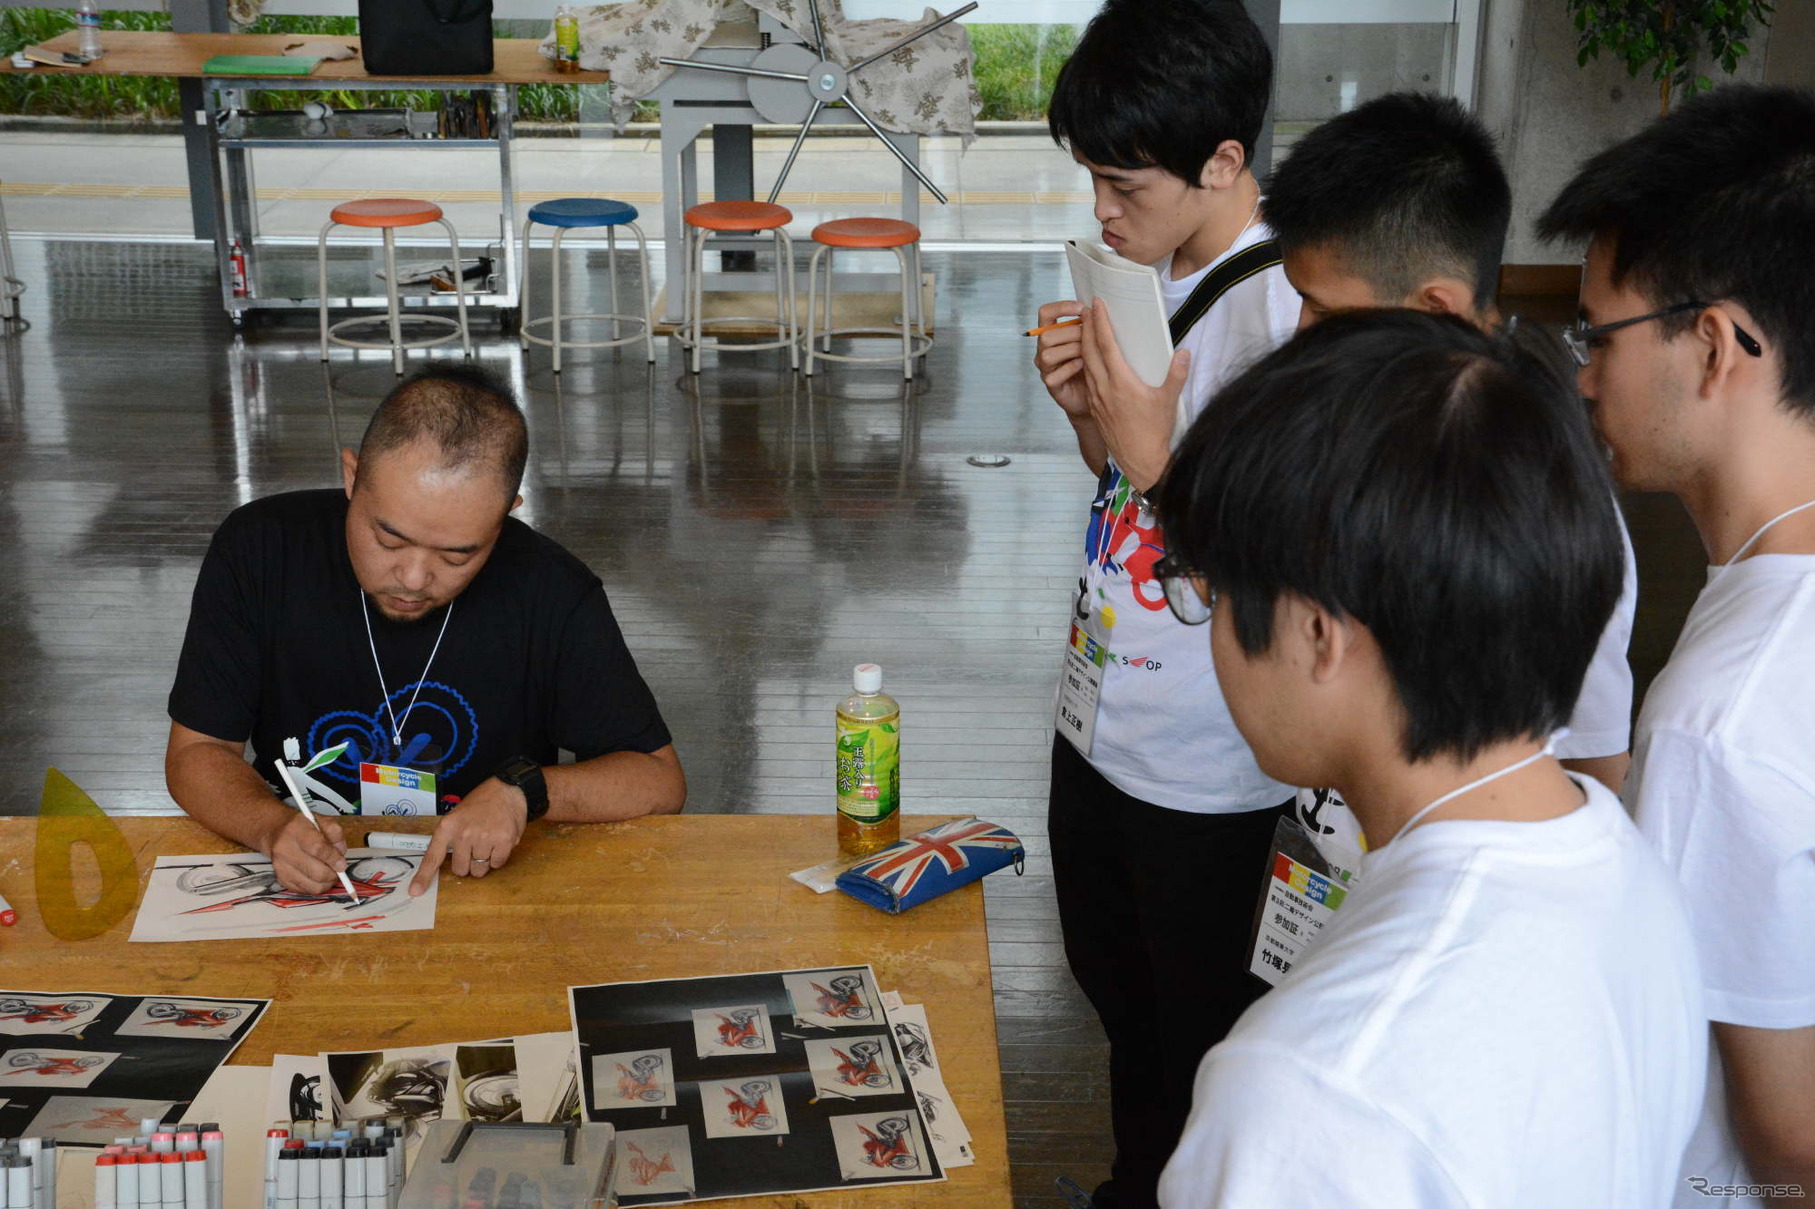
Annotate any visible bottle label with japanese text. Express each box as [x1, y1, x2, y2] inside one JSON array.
[[836, 719, 900, 824]]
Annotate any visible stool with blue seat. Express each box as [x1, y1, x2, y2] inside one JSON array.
[[520, 197, 655, 371]]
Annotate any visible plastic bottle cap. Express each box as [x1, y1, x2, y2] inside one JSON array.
[[853, 663, 882, 693]]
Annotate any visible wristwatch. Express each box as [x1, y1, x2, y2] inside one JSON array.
[[493, 756, 549, 822]]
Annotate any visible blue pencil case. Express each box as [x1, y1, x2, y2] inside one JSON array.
[[835, 817, 1025, 914]]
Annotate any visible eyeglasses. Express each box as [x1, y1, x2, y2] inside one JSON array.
[[1562, 299, 1764, 368], [1155, 553, 1214, 626]]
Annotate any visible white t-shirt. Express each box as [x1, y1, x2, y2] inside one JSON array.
[[1626, 554, 1815, 1208], [1068, 221, 1299, 813], [1293, 512, 1640, 857], [1159, 776, 1707, 1209]]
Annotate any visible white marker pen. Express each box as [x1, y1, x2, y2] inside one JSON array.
[[363, 832, 430, 853], [13, 1139, 37, 1209], [275, 1151, 299, 1209], [5, 1158, 30, 1209], [298, 1147, 320, 1209], [360, 1148, 384, 1209], [139, 1118, 163, 1139], [94, 1154, 118, 1209], [38, 1140, 56, 1209], [114, 1153, 139, 1209], [342, 1146, 365, 1206], [320, 1148, 343, 1209], [200, 1130, 223, 1209], [265, 1129, 289, 1209], [160, 1152, 184, 1207], [151, 1133, 175, 1155], [183, 1152, 206, 1209]]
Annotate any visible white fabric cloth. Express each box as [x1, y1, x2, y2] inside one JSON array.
[[1068, 222, 1299, 813], [1160, 776, 1707, 1209], [1627, 554, 1815, 1208], [549, 0, 981, 137]]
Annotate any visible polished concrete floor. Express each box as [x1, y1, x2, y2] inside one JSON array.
[[0, 240, 1709, 1206]]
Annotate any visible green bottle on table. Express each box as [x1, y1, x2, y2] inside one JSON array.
[[836, 664, 900, 857]]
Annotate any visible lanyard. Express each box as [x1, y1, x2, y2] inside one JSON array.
[[1386, 732, 1563, 847], [360, 591, 454, 749], [1721, 498, 1815, 572]]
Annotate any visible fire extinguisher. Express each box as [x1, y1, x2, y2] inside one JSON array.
[[229, 239, 248, 297]]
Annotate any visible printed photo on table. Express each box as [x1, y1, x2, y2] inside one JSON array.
[[781, 969, 880, 1030], [615, 1125, 696, 1197], [0, 995, 113, 1037], [689, 1005, 776, 1059], [592, 1048, 677, 1110]]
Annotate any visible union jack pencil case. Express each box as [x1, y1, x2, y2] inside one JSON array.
[[836, 817, 1025, 914]]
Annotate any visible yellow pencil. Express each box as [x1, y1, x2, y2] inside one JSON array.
[[1025, 317, 1084, 337]]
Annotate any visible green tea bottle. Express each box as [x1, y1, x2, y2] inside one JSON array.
[[836, 663, 901, 856]]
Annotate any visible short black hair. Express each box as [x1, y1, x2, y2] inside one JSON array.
[[1538, 84, 1815, 416], [1154, 309, 1622, 763], [1265, 92, 1510, 310], [1048, 0, 1272, 183], [357, 362, 528, 497]]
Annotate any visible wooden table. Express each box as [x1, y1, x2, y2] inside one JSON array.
[[3, 31, 610, 324], [0, 813, 1009, 1207]]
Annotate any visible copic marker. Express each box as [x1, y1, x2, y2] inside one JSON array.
[[151, 1132, 175, 1155], [321, 1147, 343, 1209], [0, 893, 15, 926], [5, 1158, 29, 1209], [360, 1147, 384, 1209], [95, 1154, 118, 1209], [139, 1118, 162, 1138], [115, 1153, 139, 1209], [364, 832, 430, 853], [160, 1151, 184, 1207], [299, 1145, 320, 1209], [276, 1150, 300, 1209], [183, 1151, 206, 1209], [200, 1130, 223, 1209], [343, 1145, 366, 1204], [266, 1129, 289, 1209], [39, 1139, 55, 1209], [175, 1129, 198, 1152]]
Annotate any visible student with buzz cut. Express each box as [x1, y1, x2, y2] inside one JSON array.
[[1540, 86, 1815, 1208], [1261, 91, 1639, 865], [1030, 2, 1296, 1204], [1153, 310, 1705, 1208]]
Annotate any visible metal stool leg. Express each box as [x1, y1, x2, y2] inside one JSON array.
[[382, 228, 404, 375], [894, 244, 913, 380], [551, 225, 566, 374], [608, 226, 621, 342], [690, 226, 708, 375], [631, 221, 657, 364], [440, 219, 472, 358], [519, 218, 535, 353], [822, 248, 836, 352], [804, 243, 826, 378], [779, 228, 798, 371], [0, 195, 20, 324], [317, 219, 337, 362]]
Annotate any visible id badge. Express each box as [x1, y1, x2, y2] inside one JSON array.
[[1056, 578, 1112, 756], [358, 762, 439, 816], [1248, 814, 1362, 987]]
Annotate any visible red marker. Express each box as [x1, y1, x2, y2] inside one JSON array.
[[0, 893, 15, 927]]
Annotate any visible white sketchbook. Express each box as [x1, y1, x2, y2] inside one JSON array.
[[129, 850, 437, 942], [1064, 240, 1191, 446]]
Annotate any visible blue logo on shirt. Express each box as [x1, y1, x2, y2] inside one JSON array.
[[305, 680, 479, 786]]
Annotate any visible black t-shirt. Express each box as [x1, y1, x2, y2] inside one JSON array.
[[168, 489, 671, 802]]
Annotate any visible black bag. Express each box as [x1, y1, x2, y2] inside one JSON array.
[[358, 0, 495, 77]]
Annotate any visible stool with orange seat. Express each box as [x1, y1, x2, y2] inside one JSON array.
[[801, 217, 929, 380], [676, 200, 797, 375], [317, 197, 472, 375]]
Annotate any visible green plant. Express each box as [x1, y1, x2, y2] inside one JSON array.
[[1568, 0, 1774, 111], [969, 23, 1076, 121]]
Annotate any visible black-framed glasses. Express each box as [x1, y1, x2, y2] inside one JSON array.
[[1562, 299, 1764, 368], [1155, 553, 1214, 626]]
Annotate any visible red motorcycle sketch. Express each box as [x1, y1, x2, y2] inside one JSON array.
[[811, 975, 872, 1021], [0, 999, 94, 1025], [616, 1054, 667, 1103], [834, 1040, 891, 1088], [625, 1141, 676, 1187], [723, 1081, 778, 1131], [144, 1002, 241, 1029], [858, 1116, 919, 1170], [7, 1052, 106, 1078], [714, 1008, 766, 1050], [174, 857, 411, 914]]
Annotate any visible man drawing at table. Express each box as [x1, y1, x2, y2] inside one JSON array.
[[165, 363, 685, 896]]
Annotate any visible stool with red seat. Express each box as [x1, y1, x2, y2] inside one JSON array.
[[802, 217, 929, 380], [677, 200, 797, 375], [317, 197, 472, 375]]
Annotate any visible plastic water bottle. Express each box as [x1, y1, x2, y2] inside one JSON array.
[[836, 664, 901, 856], [75, 0, 103, 59]]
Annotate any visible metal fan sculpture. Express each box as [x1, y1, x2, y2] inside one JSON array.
[[660, 0, 978, 205]]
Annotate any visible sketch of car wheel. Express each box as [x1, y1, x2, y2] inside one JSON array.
[[862, 1072, 890, 1088], [737, 1035, 765, 1049], [752, 1113, 775, 1131], [7, 1052, 41, 1068], [889, 1153, 919, 1170], [176, 863, 274, 897], [638, 1088, 665, 1103], [63, 1001, 93, 1014], [0, 999, 26, 1014], [461, 1072, 521, 1122]]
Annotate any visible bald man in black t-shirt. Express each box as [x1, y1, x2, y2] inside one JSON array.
[[166, 364, 685, 896]]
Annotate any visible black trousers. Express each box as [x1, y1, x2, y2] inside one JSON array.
[[1048, 736, 1289, 1209]]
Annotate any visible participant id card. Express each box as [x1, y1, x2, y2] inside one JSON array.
[[358, 762, 438, 816]]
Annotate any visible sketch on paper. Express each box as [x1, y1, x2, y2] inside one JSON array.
[[0, 995, 112, 1036], [26, 1096, 177, 1145], [130, 850, 438, 943], [0, 1049, 121, 1088], [454, 1044, 521, 1123], [830, 1110, 930, 1180], [614, 1126, 695, 1197], [781, 969, 880, 1030], [698, 1078, 790, 1140], [326, 1048, 451, 1131], [805, 1035, 901, 1098], [688, 1005, 776, 1059], [591, 1049, 676, 1111], [265, 1055, 328, 1125], [115, 998, 257, 1041]]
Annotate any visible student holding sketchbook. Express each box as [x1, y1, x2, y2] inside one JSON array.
[[1029, 2, 1297, 1204]]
